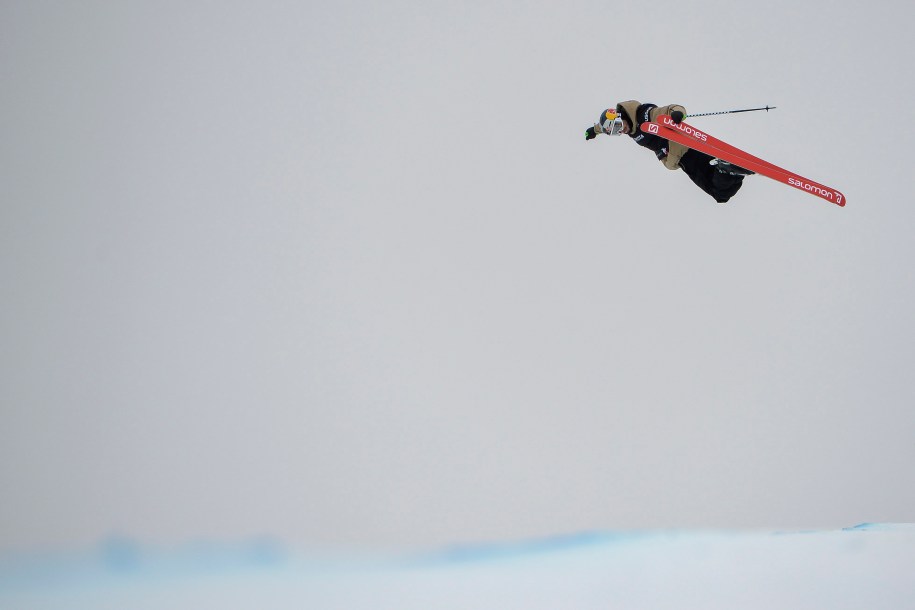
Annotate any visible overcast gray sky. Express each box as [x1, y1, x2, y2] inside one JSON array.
[[2, 0, 914, 552]]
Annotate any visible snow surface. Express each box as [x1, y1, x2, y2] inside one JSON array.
[[2, 523, 913, 610]]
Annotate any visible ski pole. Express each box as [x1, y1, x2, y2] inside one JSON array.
[[686, 105, 776, 118]]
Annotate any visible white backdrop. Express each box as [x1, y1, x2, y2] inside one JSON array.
[[2, 0, 913, 552]]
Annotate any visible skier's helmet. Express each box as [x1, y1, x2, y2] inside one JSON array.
[[599, 108, 625, 136]]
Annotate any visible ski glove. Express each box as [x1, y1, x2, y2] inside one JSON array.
[[670, 110, 685, 124], [585, 126, 598, 140]]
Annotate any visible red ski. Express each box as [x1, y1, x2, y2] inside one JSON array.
[[642, 115, 846, 207]]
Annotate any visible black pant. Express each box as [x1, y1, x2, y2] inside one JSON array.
[[678, 149, 745, 203]]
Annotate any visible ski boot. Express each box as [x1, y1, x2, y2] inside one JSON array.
[[711, 159, 755, 176]]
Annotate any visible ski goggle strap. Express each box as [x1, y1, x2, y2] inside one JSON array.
[[600, 109, 625, 136]]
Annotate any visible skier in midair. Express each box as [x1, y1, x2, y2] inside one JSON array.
[[586, 101, 753, 204]]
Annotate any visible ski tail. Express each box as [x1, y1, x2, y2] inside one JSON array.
[[645, 115, 845, 207]]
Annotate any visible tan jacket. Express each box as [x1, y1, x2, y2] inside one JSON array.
[[616, 100, 688, 170]]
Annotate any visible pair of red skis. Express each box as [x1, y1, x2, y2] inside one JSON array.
[[641, 115, 845, 207]]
